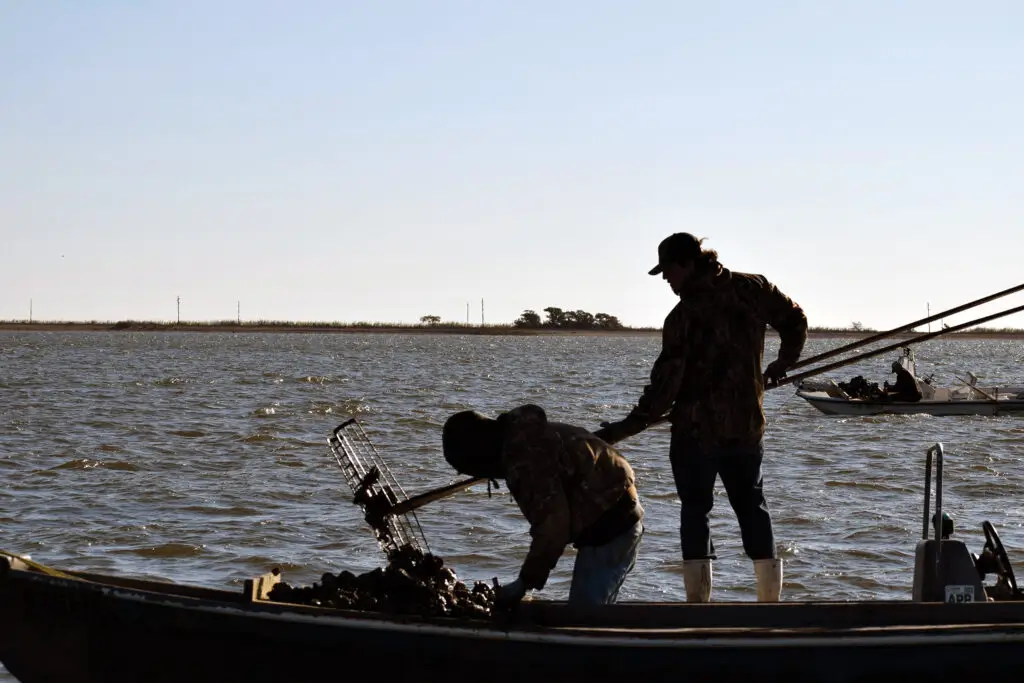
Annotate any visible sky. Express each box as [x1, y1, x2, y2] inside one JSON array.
[[2, 1, 1022, 330]]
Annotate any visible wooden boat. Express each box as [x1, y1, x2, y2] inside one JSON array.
[[2, 444, 1024, 683], [3, 554, 1024, 683], [796, 347, 1024, 416]]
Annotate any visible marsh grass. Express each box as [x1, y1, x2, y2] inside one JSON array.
[[0, 319, 1020, 337]]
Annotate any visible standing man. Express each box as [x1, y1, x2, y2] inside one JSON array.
[[442, 404, 644, 609], [597, 232, 807, 602]]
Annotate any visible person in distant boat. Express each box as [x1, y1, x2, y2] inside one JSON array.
[[883, 361, 923, 402], [595, 232, 807, 603], [441, 404, 644, 609]]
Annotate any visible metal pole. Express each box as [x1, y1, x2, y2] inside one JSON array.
[[932, 443, 944, 587], [481, 298, 485, 326], [788, 282, 1024, 372], [177, 296, 180, 324], [922, 447, 932, 540], [927, 302, 930, 333], [783, 302, 1024, 387]]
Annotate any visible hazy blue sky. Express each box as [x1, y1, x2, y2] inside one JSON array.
[[2, 1, 1022, 329]]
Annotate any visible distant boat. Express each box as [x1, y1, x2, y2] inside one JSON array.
[[795, 348, 1024, 416]]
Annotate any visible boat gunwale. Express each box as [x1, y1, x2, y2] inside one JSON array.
[[793, 390, 1024, 416], [793, 390, 1022, 407], [7, 561, 1024, 638]]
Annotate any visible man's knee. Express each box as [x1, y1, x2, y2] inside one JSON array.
[[730, 488, 769, 515], [677, 472, 715, 515], [680, 493, 715, 522], [731, 492, 773, 531]]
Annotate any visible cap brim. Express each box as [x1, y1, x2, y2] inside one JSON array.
[[648, 264, 663, 276]]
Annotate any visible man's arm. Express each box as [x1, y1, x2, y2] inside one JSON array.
[[503, 409, 573, 590], [625, 306, 689, 425], [511, 461, 572, 590], [756, 278, 807, 367], [595, 308, 688, 443]]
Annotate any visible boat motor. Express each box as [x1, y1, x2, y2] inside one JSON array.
[[912, 444, 987, 603]]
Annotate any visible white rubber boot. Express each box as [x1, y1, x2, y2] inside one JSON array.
[[682, 559, 713, 603], [754, 558, 783, 602]]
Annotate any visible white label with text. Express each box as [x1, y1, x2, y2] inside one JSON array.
[[945, 585, 975, 603]]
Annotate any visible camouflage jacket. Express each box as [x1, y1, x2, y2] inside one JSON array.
[[626, 267, 807, 449], [500, 405, 642, 590]]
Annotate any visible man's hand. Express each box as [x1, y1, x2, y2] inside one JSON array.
[[494, 578, 527, 609], [763, 359, 790, 387], [594, 417, 646, 446]]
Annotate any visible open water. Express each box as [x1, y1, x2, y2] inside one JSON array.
[[1, 331, 1023, 680]]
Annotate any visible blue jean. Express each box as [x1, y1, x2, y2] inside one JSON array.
[[669, 436, 775, 561], [568, 520, 644, 605]]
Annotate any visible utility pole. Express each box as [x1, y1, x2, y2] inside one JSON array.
[[481, 298, 485, 326], [466, 302, 469, 324], [177, 296, 181, 324]]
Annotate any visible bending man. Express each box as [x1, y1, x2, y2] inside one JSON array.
[[442, 404, 644, 609]]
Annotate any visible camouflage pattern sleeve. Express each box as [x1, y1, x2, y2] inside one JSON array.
[[518, 497, 573, 590], [501, 406, 574, 590], [753, 277, 808, 366], [626, 304, 688, 425]]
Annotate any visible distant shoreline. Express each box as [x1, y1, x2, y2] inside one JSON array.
[[1, 321, 1022, 340]]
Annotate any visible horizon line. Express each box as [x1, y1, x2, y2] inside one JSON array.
[[1, 319, 1022, 335]]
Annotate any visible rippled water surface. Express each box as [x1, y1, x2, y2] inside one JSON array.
[[1, 331, 1023, 679]]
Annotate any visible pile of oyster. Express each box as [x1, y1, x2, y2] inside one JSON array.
[[839, 375, 885, 399], [266, 545, 496, 619]]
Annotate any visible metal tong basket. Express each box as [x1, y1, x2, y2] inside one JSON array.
[[327, 418, 430, 558]]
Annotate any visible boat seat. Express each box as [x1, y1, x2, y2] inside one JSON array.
[[917, 380, 936, 400], [912, 538, 986, 603], [824, 380, 850, 399]]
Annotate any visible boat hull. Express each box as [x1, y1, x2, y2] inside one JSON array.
[[795, 391, 1024, 416], [5, 561, 1024, 683]]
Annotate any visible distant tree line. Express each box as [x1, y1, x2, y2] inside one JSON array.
[[513, 307, 624, 330]]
